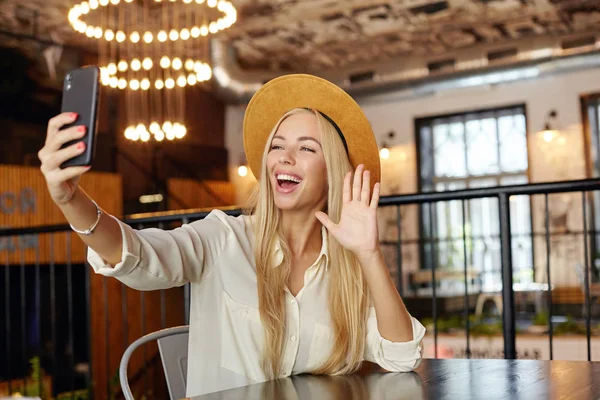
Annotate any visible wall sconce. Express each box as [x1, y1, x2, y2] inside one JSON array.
[[237, 153, 248, 177], [540, 109, 561, 143], [380, 131, 395, 160]]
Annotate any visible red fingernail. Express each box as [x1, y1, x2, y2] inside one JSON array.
[[78, 126, 86, 132], [78, 142, 85, 149], [71, 112, 78, 119]]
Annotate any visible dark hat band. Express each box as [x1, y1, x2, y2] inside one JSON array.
[[303, 108, 349, 154]]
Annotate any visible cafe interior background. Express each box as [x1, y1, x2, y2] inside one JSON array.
[[2, 0, 600, 398]]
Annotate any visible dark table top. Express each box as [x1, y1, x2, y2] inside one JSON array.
[[190, 358, 600, 400]]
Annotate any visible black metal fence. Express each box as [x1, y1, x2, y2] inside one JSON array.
[[1, 179, 600, 398]]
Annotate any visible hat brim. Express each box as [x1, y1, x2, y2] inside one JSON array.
[[243, 74, 381, 187]]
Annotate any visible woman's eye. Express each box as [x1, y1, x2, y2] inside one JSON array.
[[270, 145, 283, 150], [301, 146, 315, 153]]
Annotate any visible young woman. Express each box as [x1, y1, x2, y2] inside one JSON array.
[[38, 74, 425, 397]]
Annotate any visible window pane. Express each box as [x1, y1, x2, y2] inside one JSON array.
[[466, 118, 499, 175], [499, 114, 528, 172], [433, 121, 467, 178]]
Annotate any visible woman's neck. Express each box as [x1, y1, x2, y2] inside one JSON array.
[[280, 210, 323, 258]]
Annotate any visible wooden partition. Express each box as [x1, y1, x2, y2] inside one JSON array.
[[0, 165, 122, 265], [167, 178, 235, 209]]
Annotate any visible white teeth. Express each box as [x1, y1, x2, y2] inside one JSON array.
[[276, 174, 302, 183]]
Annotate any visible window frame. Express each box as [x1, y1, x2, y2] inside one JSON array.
[[414, 104, 535, 288]]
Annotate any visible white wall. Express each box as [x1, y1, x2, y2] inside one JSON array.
[[224, 67, 600, 289]]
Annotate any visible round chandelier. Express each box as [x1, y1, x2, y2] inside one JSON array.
[[68, 0, 237, 142]]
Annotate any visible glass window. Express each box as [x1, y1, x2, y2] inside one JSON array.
[[417, 106, 532, 292]]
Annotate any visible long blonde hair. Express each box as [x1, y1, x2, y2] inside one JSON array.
[[244, 108, 370, 378]]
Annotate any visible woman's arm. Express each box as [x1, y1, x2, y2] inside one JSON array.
[[60, 186, 124, 266], [357, 249, 413, 342]]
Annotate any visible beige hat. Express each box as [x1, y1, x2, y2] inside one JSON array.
[[243, 74, 380, 186]]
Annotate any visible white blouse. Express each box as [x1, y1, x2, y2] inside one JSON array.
[[87, 209, 426, 397]]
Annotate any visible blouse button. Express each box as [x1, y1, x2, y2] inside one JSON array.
[[291, 335, 297, 342]]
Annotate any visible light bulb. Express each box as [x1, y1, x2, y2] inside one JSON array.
[[131, 58, 141, 71], [118, 79, 127, 89], [165, 78, 175, 89], [107, 63, 117, 75], [155, 79, 164, 90], [130, 79, 140, 90], [208, 0, 217, 7], [162, 121, 173, 132], [149, 122, 160, 133], [141, 79, 150, 90], [187, 74, 197, 85], [130, 31, 140, 43], [130, 128, 140, 141], [177, 75, 187, 87], [209, 22, 218, 34], [99, 0, 109, 6], [185, 59, 195, 71], [166, 130, 175, 140], [136, 123, 145, 133], [172, 57, 182, 70], [196, 0, 205, 3], [118, 60, 128, 71], [155, 130, 165, 141], [80, 3, 90, 14], [158, 30, 167, 42], [125, 126, 135, 139], [160, 56, 170, 68], [169, 29, 179, 41], [217, 19, 225, 30], [94, 27, 103, 38], [238, 165, 248, 177], [379, 147, 390, 160], [175, 124, 187, 139], [200, 25, 208, 36], [143, 31, 153, 43], [142, 57, 153, 70], [141, 131, 150, 142], [110, 0, 120, 4], [180, 29, 190, 40], [85, 26, 94, 37], [183, 0, 192, 3], [191, 26, 200, 38], [116, 30, 126, 42], [89, 0, 99, 9], [109, 77, 118, 88]]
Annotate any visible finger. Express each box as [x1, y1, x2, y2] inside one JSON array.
[[42, 142, 87, 172], [370, 182, 380, 209], [361, 169, 370, 206], [51, 165, 91, 183], [342, 171, 351, 204], [352, 164, 364, 201], [47, 125, 87, 153], [315, 211, 336, 233], [47, 112, 78, 139]]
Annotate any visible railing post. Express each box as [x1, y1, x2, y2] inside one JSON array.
[[498, 193, 516, 359]]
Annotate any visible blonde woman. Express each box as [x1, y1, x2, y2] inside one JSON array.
[[38, 74, 425, 397]]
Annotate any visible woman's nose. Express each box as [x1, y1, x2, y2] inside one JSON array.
[[279, 149, 295, 165]]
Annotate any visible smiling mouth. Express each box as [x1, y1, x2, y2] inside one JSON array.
[[276, 174, 302, 189]]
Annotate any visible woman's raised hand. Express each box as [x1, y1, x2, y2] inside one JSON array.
[[38, 112, 91, 205], [315, 164, 381, 258]]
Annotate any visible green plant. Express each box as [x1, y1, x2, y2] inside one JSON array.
[[532, 312, 549, 326], [554, 316, 587, 335]]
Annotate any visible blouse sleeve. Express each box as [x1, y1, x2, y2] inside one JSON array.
[[86, 209, 233, 290], [363, 306, 426, 372]]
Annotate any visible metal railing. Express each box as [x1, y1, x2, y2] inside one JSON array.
[[1, 179, 600, 398]]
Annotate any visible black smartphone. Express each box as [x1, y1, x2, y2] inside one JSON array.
[[59, 65, 100, 169]]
